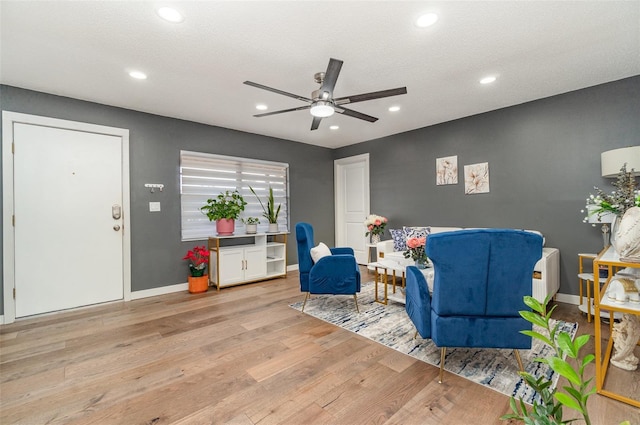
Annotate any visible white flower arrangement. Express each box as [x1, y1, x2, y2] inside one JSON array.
[[364, 214, 388, 236], [582, 164, 640, 224]]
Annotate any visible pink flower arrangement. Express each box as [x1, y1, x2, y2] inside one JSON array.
[[183, 245, 209, 277], [404, 236, 428, 262], [364, 214, 388, 236]]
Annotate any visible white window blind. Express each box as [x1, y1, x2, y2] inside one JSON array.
[[180, 151, 289, 241]]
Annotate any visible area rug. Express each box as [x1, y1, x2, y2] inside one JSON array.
[[289, 281, 578, 405]]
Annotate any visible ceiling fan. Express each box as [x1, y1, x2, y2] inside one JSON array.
[[243, 58, 407, 131]]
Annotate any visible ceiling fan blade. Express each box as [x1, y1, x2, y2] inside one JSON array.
[[335, 106, 378, 123], [254, 105, 311, 117], [334, 87, 407, 105], [319, 58, 343, 98], [243, 81, 312, 103], [310, 116, 322, 130]]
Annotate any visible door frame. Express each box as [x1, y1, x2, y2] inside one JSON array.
[[2, 111, 131, 324], [334, 153, 370, 253]]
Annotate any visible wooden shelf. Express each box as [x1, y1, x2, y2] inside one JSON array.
[[593, 246, 640, 408]]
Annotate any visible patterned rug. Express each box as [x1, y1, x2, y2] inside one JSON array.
[[289, 281, 578, 404]]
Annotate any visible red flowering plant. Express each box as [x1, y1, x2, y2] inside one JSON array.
[[183, 246, 209, 277]]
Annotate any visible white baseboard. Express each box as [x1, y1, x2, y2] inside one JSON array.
[[0, 315, 4, 325], [555, 292, 579, 305], [130, 282, 189, 300], [128, 267, 299, 300]]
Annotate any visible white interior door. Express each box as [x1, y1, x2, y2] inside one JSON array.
[[335, 154, 370, 264], [11, 121, 125, 318]]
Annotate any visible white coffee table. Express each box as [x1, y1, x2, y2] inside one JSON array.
[[368, 260, 434, 305]]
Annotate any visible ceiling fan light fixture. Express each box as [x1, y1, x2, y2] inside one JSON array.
[[310, 101, 335, 118]]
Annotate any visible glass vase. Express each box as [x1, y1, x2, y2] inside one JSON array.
[[415, 257, 428, 269], [371, 234, 381, 244]]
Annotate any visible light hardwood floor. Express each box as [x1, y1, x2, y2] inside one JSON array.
[[1, 268, 639, 425]]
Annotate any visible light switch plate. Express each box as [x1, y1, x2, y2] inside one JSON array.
[[149, 202, 161, 212]]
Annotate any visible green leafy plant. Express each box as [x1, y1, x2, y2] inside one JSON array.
[[501, 295, 595, 425], [249, 186, 281, 224], [242, 217, 260, 225], [201, 190, 247, 221]]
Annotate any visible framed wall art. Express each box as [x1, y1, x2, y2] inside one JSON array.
[[464, 162, 490, 194], [436, 155, 458, 185]]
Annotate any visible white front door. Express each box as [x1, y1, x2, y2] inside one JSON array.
[[334, 154, 370, 264], [3, 112, 130, 321]]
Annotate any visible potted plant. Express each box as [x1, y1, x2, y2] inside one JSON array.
[[364, 214, 388, 244], [403, 236, 428, 269], [183, 245, 209, 293], [249, 186, 281, 233], [501, 295, 603, 425], [201, 189, 247, 235], [242, 217, 260, 234]]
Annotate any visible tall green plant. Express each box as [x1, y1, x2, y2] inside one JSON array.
[[249, 186, 281, 224], [501, 295, 595, 425]]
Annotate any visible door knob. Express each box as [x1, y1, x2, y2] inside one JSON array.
[[113, 225, 121, 231]]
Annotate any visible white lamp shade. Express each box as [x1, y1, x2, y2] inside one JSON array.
[[601, 146, 640, 177]]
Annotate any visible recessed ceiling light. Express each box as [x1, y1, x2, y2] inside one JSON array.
[[415, 13, 438, 28], [480, 76, 497, 85], [129, 70, 147, 80], [157, 7, 184, 23], [330, 125, 339, 130], [388, 106, 401, 112], [256, 104, 268, 111]]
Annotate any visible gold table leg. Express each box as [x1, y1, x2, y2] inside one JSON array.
[[374, 266, 388, 305]]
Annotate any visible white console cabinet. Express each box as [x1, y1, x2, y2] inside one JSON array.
[[208, 233, 287, 290]]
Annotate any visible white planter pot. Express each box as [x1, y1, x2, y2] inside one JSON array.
[[268, 223, 279, 233], [245, 224, 257, 234]]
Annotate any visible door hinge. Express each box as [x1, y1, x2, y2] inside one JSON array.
[[13, 287, 16, 299], [12, 215, 15, 227], [12, 142, 15, 154]]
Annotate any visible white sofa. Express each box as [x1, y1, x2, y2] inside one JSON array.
[[372, 226, 560, 303]]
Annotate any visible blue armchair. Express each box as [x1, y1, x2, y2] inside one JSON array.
[[405, 229, 543, 382], [295, 222, 361, 312]]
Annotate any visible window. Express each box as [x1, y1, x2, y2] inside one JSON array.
[[180, 151, 289, 241]]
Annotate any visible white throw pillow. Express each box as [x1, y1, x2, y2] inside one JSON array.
[[310, 242, 332, 263]]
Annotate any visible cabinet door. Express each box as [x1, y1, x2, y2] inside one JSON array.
[[244, 246, 267, 281], [219, 249, 245, 286]]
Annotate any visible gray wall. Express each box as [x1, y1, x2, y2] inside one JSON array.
[[335, 75, 640, 297], [0, 85, 336, 314], [1, 76, 639, 316]]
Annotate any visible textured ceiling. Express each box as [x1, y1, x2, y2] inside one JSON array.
[[1, 1, 639, 148]]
